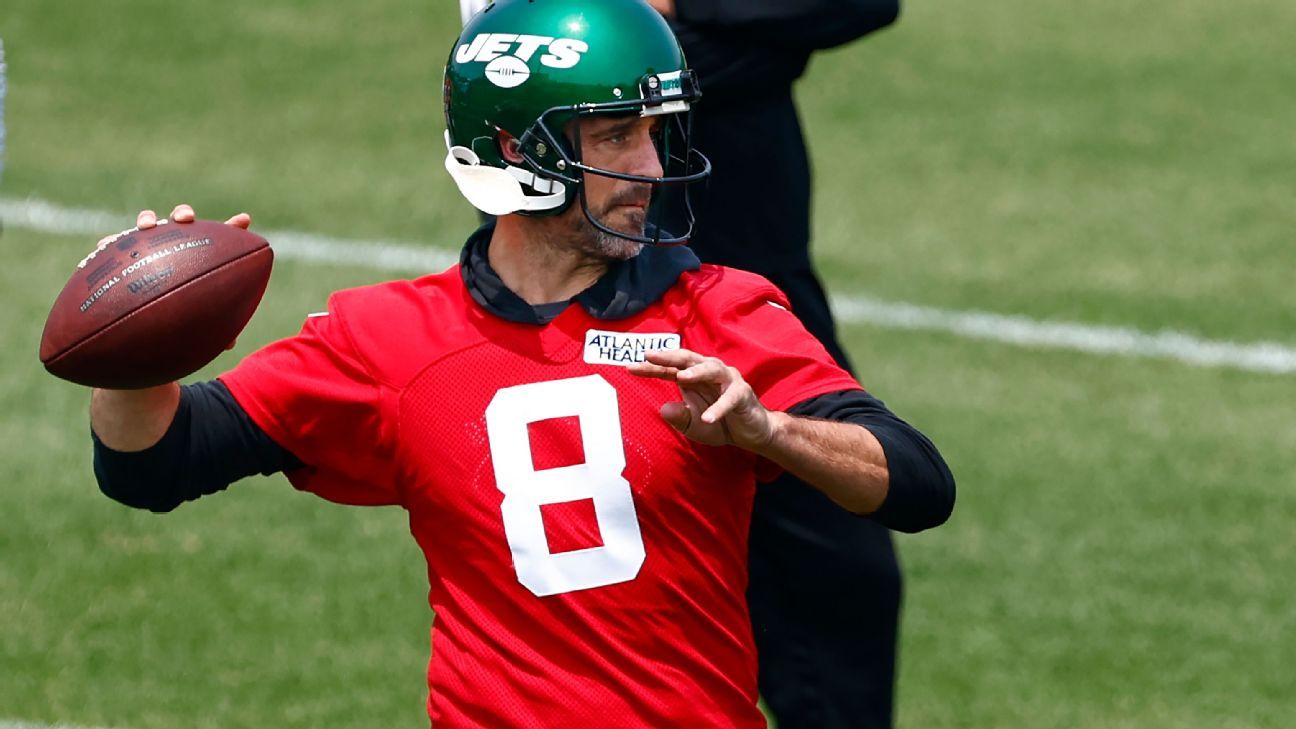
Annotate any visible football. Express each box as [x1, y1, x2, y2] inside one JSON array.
[[39, 219, 274, 389]]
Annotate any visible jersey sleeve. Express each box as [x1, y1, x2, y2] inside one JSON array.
[[707, 277, 863, 413], [218, 303, 403, 507]]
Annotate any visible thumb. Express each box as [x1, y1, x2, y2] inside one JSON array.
[[659, 401, 692, 434]]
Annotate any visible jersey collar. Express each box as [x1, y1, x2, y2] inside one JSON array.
[[459, 221, 700, 325]]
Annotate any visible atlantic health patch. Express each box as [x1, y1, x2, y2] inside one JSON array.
[[583, 329, 680, 366]]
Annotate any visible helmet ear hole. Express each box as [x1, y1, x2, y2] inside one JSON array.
[[498, 131, 525, 164]]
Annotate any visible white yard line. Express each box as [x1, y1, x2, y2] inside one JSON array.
[[4, 194, 1294, 375], [829, 295, 1296, 375], [0, 721, 118, 729], [0, 195, 458, 272]]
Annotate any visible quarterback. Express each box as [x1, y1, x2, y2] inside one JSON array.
[[90, 1, 954, 726]]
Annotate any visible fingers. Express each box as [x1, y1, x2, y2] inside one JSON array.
[[632, 348, 755, 434], [642, 348, 705, 370], [80, 203, 246, 270], [630, 352, 739, 403], [626, 360, 679, 381], [701, 378, 748, 425], [631, 349, 729, 384], [158, 204, 252, 228], [82, 219, 146, 269], [676, 358, 732, 388], [170, 204, 195, 223], [674, 360, 748, 424], [659, 401, 692, 433], [93, 231, 124, 249]]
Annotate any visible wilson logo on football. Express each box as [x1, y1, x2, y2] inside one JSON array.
[[455, 33, 590, 88]]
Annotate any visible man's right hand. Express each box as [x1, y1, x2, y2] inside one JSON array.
[[82, 204, 251, 268], [88, 204, 252, 452]]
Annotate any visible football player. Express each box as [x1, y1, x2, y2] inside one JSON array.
[[91, 1, 954, 725]]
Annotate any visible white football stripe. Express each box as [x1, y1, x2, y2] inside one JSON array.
[[4, 194, 1294, 375]]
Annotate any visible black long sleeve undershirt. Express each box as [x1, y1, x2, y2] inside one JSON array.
[[93, 383, 952, 531], [787, 390, 955, 533], [93, 381, 301, 513]]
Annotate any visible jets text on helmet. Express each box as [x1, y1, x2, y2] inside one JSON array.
[[455, 33, 589, 70]]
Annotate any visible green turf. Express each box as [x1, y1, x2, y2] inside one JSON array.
[[2, 0, 1294, 727], [803, 0, 1296, 344]]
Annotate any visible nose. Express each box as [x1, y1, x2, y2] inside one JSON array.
[[629, 128, 664, 180]]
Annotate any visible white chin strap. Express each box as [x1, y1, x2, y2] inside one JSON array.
[[443, 132, 567, 216]]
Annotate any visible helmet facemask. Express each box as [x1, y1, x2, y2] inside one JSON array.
[[514, 70, 711, 246]]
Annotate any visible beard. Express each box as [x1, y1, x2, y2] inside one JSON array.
[[567, 188, 650, 261], [586, 230, 644, 261], [583, 214, 645, 261]]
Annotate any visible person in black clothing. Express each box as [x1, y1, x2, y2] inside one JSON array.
[[648, 2, 907, 727], [452, 0, 914, 722]]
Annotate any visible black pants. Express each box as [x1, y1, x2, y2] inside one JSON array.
[[687, 93, 903, 729], [750, 477, 901, 729], [739, 262, 903, 729]]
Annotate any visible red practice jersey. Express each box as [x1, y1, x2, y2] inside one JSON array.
[[220, 263, 860, 728]]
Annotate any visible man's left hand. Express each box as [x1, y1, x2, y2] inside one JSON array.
[[628, 348, 776, 450]]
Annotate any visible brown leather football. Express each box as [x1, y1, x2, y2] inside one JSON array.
[[40, 219, 273, 389]]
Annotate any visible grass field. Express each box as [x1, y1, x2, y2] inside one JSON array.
[[2, 0, 1295, 727]]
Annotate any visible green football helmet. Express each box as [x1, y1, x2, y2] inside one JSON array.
[[443, 0, 710, 245]]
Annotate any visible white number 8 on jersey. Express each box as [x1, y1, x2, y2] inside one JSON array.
[[485, 375, 646, 597]]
